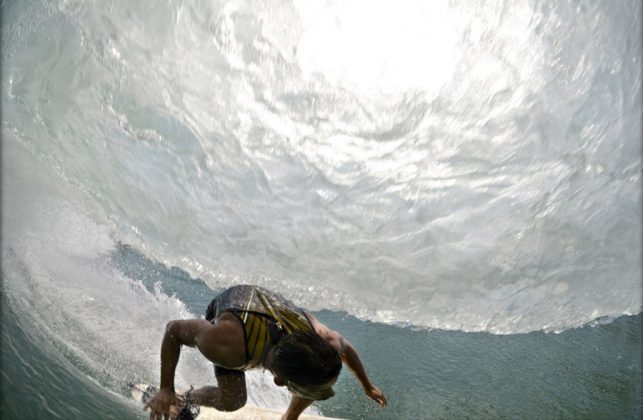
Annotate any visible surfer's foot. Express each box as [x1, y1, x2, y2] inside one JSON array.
[[171, 389, 200, 420]]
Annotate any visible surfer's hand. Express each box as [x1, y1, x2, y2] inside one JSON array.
[[365, 385, 387, 407], [144, 388, 180, 420]]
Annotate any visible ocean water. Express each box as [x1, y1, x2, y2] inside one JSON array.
[[1, 0, 641, 419]]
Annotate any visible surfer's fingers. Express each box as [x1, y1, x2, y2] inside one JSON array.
[[376, 391, 387, 406], [143, 402, 166, 420], [366, 386, 387, 406], [143, 402, 153, 420]]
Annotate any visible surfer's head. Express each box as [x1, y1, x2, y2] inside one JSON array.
[[269, 330, 341, 400]]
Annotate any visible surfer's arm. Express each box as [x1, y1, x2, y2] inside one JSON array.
[[158, 319, 215, 391], [306, 312, 387, 407], [157, 315, 246, 411], [144, 320, 194, 418], [283, 395, 314, 420], [158, 320, 186, 392], [337, 337, 387, 406], [161, 317, 245, 376], [146, 318, 246, 416]]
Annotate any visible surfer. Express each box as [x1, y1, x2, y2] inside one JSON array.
[[144, 285, 387, 420]]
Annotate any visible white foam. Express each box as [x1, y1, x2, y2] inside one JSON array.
[[3, 0, 641, 338], [1, 139, 297, 412]]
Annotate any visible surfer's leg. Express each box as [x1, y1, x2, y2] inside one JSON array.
[[186, 366, 247, 412]]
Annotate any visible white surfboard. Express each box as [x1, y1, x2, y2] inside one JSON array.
[[130, 383, 344, 420]]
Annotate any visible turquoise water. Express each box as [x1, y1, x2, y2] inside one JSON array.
[[2, 244, 641, 419], [109, 245, 643, 420], [2, 0, 642, 418]]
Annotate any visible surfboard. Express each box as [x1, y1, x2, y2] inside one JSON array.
[[130, 383, 344, 420]]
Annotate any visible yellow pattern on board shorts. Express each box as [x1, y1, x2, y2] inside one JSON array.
[[205, 285, 314, 370]]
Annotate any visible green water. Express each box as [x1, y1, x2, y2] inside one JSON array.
[[2, 249, 641, 419], [315, 311, 642, 419], [0, 288, 139, 419]]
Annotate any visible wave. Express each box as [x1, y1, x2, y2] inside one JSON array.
[[2, 0, 641, 337]]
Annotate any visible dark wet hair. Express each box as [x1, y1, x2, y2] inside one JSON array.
[[272, 330, 342, 386]]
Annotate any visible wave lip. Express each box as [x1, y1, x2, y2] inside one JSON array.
[[2, 0, 641, 336]]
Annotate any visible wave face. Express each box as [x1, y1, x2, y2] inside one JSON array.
[[2, 0, 641, 334]]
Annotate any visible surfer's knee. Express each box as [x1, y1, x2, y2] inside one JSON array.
[[219, 391, 246, 411], [215, 370, 247, 411]]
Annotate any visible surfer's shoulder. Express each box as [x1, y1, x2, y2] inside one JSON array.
[[305, 312, 344, 353]]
